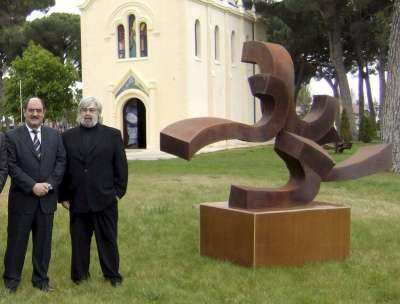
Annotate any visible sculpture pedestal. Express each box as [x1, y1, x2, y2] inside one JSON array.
[[200, 202, 350, 267]]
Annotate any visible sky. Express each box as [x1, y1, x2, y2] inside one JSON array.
[[27, 0, 380, 101], [27, 0, 82, 20]]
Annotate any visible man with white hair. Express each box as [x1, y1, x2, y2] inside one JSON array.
[[60, 96, 128, 287]]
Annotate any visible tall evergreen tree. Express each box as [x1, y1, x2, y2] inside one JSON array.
[[248, 0, 393, 140], [256, 2, 329, 100], [0, 0, 55, 98], [24, 13, 81, 74]]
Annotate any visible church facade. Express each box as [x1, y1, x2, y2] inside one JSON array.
[[79, 0, 263, 149]]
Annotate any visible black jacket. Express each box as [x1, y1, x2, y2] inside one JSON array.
[[0, 132, 8, 192], [6, 126, 66, 214], [60, 124, 128, 213]]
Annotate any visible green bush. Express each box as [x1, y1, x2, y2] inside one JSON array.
[[340, 109, 352, 143], [359, 111, 377, 143]]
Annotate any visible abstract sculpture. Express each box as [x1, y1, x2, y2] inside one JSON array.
[[159, 41, 392, 267], [160, 41, 392, 210]]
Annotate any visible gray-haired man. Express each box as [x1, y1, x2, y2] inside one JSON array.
[[60, 96, 128, 286]]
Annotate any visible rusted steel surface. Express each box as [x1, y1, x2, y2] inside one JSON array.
[[200, 202, 350, 266], [317, 127, 341, 146], [323, 144, 393, 181], [160, 41, 393, 209]]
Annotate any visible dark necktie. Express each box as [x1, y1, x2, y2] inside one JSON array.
[[32, 129, 41, 159]]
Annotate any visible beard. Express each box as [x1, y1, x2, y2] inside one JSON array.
[[80, 115, 98, 128]]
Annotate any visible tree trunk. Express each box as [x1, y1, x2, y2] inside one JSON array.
[[364, 65, 376, 122], [377, 52, 386, 127], [383, 0, 400, 173], [325, 77, 340, 98], [333, 80, 341, 129], [357, 60, 364, 140], [329, 30, 355, 138], [325, 77, 341, 128], [320, 2, 355, 138]]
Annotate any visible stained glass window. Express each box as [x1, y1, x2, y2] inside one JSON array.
[[140, 22, 148, 57], [128, 14, 137, 58], [117, 24, 125, 59]]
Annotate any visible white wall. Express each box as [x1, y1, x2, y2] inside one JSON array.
[[184, 1, 209, 118]]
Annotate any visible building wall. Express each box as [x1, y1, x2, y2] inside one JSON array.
[[80, 0, 262, 150], [183, 0, 259, 123], [184, 1, 209, 118]]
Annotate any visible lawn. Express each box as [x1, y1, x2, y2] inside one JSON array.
[[0, 144, 399, 303]]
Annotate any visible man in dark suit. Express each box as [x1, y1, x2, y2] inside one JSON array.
[[60, 96, 128, 287], [0, 131, 7, 192], [3, 97, 66, 293]]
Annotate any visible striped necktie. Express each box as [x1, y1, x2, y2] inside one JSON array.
[[32, 129, 41, 159]]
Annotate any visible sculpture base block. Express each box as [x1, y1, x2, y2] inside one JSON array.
[[200, 202, 350, 267]]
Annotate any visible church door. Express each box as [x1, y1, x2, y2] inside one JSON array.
[[123, 99, 146, 148]]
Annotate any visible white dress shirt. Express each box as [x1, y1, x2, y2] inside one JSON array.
[[26, 124, 42, 144]]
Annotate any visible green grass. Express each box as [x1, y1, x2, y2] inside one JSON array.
[[0, 143, 399, 303]]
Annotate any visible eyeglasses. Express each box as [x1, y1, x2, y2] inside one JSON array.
[[26, 108, 43, 114], [80, 107, 97, 114]]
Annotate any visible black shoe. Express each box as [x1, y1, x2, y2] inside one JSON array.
[[73, 278, 89, 285], [5, 285, 17, 293], [32, 282, 54, 293], [105, 277, 123, 287], [4, 280, 18, 294], [72, 273, 90, 285], [110, 279, 122, 287], [41, 285, 54, 292]]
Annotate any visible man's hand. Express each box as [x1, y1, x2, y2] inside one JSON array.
[[61, 201, 70, 210], [32, 183, 49, 197]]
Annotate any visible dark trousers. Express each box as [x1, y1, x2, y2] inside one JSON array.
[[3, 207, 54, 288], [70, 201, 121, 282]]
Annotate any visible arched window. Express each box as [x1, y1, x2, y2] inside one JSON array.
[[140, 22, 148, 57], [214, 26, 220, 61], [231, 31, 236, 64], [116, 14, 150, 59], [128, 14, 137, 58], [195, 20, 201, 58], [117, 24, 125, 59]]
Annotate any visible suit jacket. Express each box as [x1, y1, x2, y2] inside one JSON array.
[[60, 124, 128, 213], [0, 132, 7, 193], [6, 125, 66, 214]]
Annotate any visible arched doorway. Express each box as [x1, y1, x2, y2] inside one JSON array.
[[123, 98, 146, 148]]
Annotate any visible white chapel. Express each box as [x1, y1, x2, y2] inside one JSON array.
[[79, 0, 264, 149]]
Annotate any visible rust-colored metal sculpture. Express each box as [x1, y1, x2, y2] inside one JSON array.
[[160, 41, 392, 210]]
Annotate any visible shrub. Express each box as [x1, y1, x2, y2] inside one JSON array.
[[359, 111, 377, 143]]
